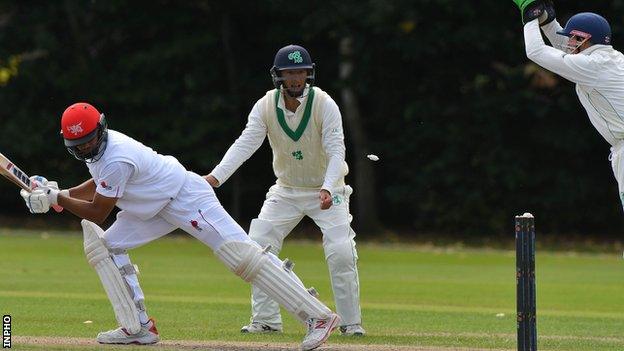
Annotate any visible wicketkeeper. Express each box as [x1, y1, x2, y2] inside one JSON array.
[[21, 102, 340, 350], [513, 2, 624, 211]]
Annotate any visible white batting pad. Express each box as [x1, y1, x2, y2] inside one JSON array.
[[82, 220, 141, 334], [215, 241, 332, 323]]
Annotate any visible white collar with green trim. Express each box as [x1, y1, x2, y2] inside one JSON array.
[[277, 85, 311, 112]]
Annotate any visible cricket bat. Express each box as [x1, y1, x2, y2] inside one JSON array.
[[0, 152, 64, 212]]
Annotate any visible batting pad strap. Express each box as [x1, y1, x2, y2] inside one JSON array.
[[215, 241, 332, 324], [118, 264, 139, 276], [109, 248, 128, 255], [136, 299, 146, 312], [82, 220, 141, 335]]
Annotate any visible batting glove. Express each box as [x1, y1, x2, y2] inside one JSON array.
[[29, 175, 59, 191], [30, 175, 68, 206], [513, 0, 545, 25], [540, 1, 556, 26], [20, 188, 51, 214]]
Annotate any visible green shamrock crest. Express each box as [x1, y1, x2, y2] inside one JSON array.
[[332, 195, 342, 205], [288, 51, 303, 63], [292, 150, 303, 160]]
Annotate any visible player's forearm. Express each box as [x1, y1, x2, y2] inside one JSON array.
[[211, 131, 265, 185], [524, 20, 596, 85], [210, 106, 267, 185], [321, 140, 346, 191], [322, 155, 346, 192], [210, 146, 253, 185], [540, 19, 567, 51], [57, 196, 112, 224], [320, 104, 347, 191], [525, 20, 559, 62], [68, 179, 97, 201]]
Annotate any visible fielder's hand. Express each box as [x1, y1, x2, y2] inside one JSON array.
[[319, 189, 332, 210], [513, 0, 545, 24], [540, 1, 556, 26]]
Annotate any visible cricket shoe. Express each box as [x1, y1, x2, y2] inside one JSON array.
[[340, 324, 366, 336], [96, 318, 160, 344], [240, 322, 282, 333], [300, 313, 340, 351]]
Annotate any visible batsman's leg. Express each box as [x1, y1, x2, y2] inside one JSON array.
[[83, 214, 174, 344], [83, 220, 142, 335], [246, 218, 292, 332], [215, 240, 340, 351], [162, 173, 340, 350]]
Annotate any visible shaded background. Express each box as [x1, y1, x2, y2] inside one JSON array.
[[1, 1, 623, 241]]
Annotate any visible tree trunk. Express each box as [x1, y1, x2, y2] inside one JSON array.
[[220, 13, 243, 221], [339, 36, 381, 235], [63, 0, 89, 71]]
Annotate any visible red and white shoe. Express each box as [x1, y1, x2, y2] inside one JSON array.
[[300, 313, 340, 351], [96, 318, 160, 344]]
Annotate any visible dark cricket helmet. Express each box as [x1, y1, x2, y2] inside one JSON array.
[[557, 12, 611, 45], [269, 44, 316, 89]]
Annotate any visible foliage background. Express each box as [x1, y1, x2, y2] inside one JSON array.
[[1, 1, 623, 239]]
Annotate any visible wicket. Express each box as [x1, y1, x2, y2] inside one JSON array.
[[515, 213, 537, 351]]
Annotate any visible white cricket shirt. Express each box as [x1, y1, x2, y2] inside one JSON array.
[[87, 130, 187, 220], [210, 86, 348, 192], [524, 19, 624, 146]]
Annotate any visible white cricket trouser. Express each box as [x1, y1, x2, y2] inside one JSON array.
[[610, 140, 624, 210], [249, 184, 362, 327], [101, 171, 253, 322], [103, 172, 251, 250]]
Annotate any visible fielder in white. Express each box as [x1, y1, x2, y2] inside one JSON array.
[[516, 2, 624, 209], [204, 44, 365, 336], [21, 102, 340, 351]]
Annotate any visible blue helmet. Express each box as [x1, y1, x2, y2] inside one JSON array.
[[269, 45, 315, 89], [556, 12, 611, 45]]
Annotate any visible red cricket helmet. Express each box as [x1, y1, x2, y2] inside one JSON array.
[[60, 102, 109, 162]]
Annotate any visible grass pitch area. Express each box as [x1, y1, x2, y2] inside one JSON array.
[[0, 228, 623, 350]]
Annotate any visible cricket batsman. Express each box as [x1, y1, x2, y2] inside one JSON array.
[[21, 102, 340, 350], [204, 44, 365, 336], [514, 2, 624, 210]]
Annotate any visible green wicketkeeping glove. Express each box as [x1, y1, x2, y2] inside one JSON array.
[[513, 0, 545, 24], [513, 0, 538, 12]]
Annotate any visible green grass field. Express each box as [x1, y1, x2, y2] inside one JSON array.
[[1, 228, 623, 350]]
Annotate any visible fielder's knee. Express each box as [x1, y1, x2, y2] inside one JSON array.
[[323, 224, 358, 269], [249, 218, 283, 254]]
